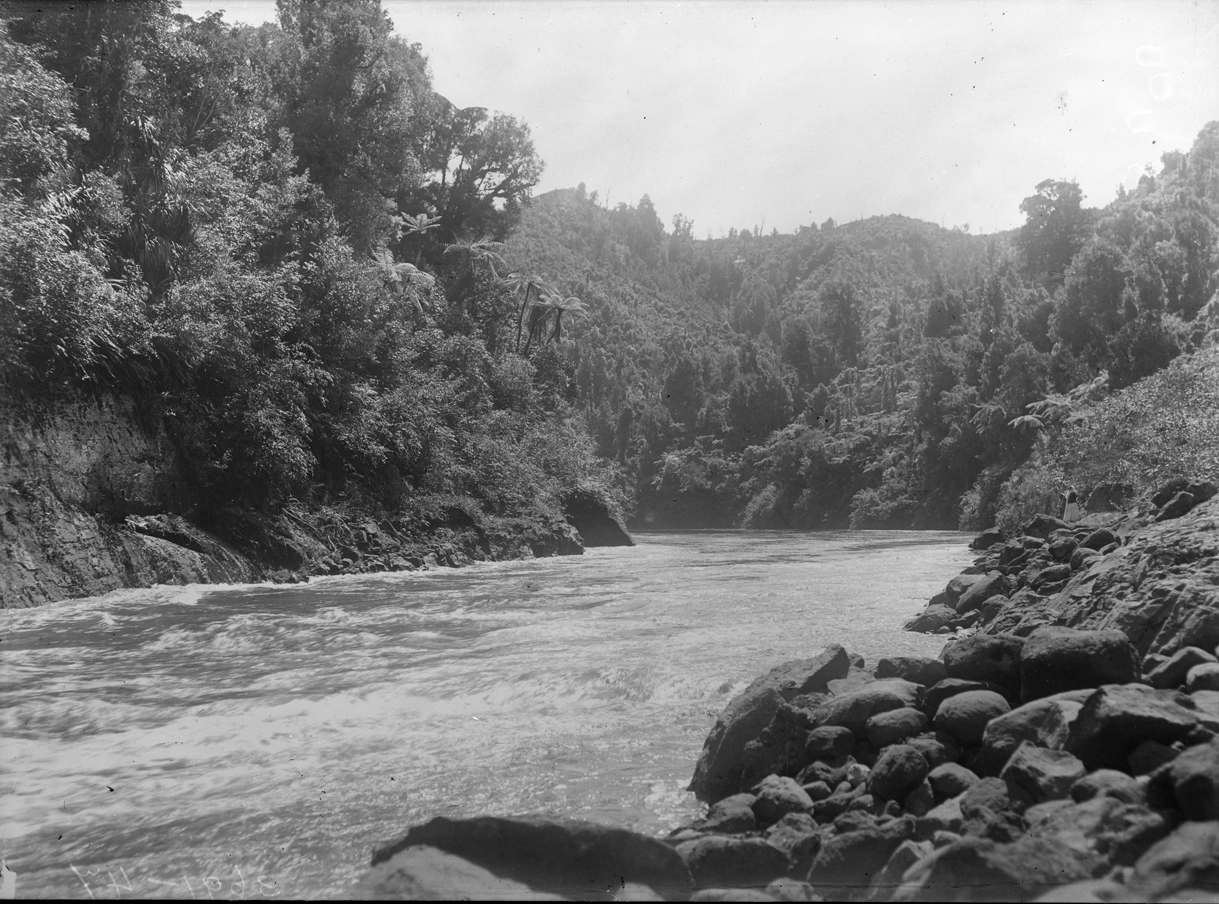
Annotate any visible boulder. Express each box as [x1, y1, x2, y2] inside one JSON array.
[[764, 812, 821, 875], [907, 732, 959, 770], [369, 816, 692, 900], [1066, 684, 1202, 771], [1048, 535, 1079, 564], [931, 573, 987, 609], [892, 835, 1102, 902], [1079, 528, 1120, 552], [352, 845, 568, 901], [971, 528, 1005, 551], [975, 690, 1093, 776], [904, 604, 958, 633], [675, 835, 791, 890], [867, 708, 930, 749], [812, 679, 922, 738], [690, 646, 850, 801], [960, 776, 1022, 821], [698, 793, 757, 834], [736, 708, 815, 790], [1070, 770, 1145, 805], [1069, 546, 1102, 571], [751, 775, 815, 827], [873, 839, 935, 896], [1023, 514, 1072, 539], [934, 690, 1011, 746], [941, 634, 1025, 695], [1186, 662, 1219, 693], [1018, 627, 1140, 703], [869, 744, 931, 802], [561, 490, 634, 546], [1152, 738, 1219, 820], [1129, 820, 1219, 900], [1129, 739, 1181, 776], [1147, 647, 1219, 689], [808, 817, 915, 896], [1024, 796, 1175, 868], [1157, 491, 1199, 522], [905, 779, 937, 817], [922, 679, 994, 721], [765, 645, 853, 700], [928, 763, 980, 801], [876, 656, 949, 687], [1031, 564, 1073, 590], [805, 725, 855, 761], [955, 572, 1009, 615], [916, 796, 965, 838], [999, 742, 1087, 805]]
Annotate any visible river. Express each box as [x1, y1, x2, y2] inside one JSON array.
[[0, 529, 972, 899]]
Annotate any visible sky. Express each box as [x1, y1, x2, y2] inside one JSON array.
[[179, 0, 1219, 238]]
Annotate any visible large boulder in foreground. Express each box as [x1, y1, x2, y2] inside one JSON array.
[[690, 645, 850, 801], [893, 835, 1101, 902], [1018, 627, 1139, 703], [561, 490, 634, 547], [353, 845, 567, 900], [367, 815, 691, 899]]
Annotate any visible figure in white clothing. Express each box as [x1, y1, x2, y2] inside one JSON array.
[[1062, 488, 1082, 523]]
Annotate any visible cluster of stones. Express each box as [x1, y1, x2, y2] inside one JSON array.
[[353, 634, 1219, 900], [668, 634, 1219, 901], [904, 478, 1219, 648]]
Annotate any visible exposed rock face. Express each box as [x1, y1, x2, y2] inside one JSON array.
[[2, 395, 596, 608], [561, 489, 634, 547], [0, 396, 259, 606], [906, 490, 1219, 660], [988, 498, 1219, 657]]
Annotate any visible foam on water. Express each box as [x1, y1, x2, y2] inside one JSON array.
[[0, 530, 972, 898]]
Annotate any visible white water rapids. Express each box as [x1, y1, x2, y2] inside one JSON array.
[[0, 529, 972, 899]]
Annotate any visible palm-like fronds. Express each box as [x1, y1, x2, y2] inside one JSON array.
[[443, 236, 507, 278], [547, 295, 588, 343]]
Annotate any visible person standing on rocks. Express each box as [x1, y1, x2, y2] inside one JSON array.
[[1062, 487, 1082, 523]]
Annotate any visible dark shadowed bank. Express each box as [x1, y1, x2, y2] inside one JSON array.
[[0, 395, 631, 609], [353, 482, 1219, 901]]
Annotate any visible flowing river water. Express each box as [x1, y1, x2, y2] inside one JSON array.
[[0, 529, 972, 899]]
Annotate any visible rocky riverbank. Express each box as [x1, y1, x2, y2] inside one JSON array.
[[0, 395, 631, 608], [353, 486, 1219, 901]]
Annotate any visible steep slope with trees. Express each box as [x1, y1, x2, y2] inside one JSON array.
[[506, 122, 1219, 531], [0, 0, 625, 605]]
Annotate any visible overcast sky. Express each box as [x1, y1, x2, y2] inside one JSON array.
[[180, 0, 1219, 238]]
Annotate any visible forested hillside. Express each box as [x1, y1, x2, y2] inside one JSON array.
[[2, 0, 1216, 556], [0, 0, 624, 564], [506, 125, 1219, 530]]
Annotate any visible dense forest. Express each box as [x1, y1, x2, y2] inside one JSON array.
[[2, 0, 1217, 545], [507, 127, 1219, 530], [0, 0, 625, 549]]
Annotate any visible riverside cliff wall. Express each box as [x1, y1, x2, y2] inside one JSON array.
[[0, 395, 259, 607], [1, 395, 632, 608]]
